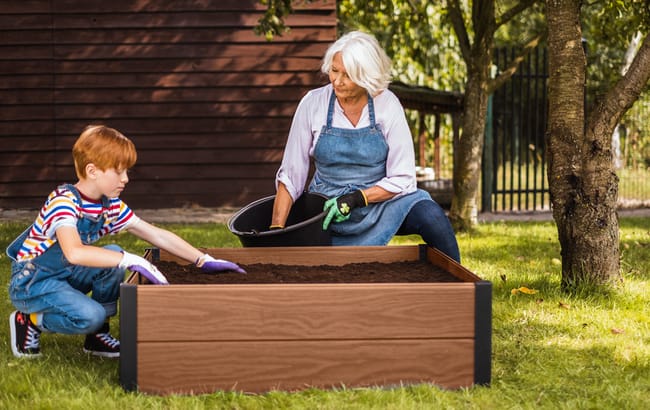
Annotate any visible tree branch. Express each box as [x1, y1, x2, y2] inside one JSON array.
[[447, 0, 472, 63], [587, 32, 650, 130], [496, 0, 539, 29], [254, 0, 294, 41], [488, 32, 545, 93]]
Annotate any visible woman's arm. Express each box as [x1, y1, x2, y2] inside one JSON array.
[[272, 88, 326, 227], [270, 182, 294, 228], [375, 90, 418, 195], [362, 185, 397, 203], [275, 88, 327, 201]]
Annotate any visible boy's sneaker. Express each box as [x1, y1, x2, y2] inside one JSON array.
[[83, 322, 120, 358], [9, 311, 42, 358]]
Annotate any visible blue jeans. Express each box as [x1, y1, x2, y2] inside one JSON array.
[[397, 200, 461, 262], [8, 244, 125, 335]]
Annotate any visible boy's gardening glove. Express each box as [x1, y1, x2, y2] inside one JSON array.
[[196, 254, 246, 274], [119, 251, 169, 285], [322, 190, 368, 230]]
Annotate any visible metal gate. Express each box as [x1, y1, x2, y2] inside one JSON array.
[[482, 46, 550, 212]]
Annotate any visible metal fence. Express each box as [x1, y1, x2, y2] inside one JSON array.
[[482, 46, 650, 212], [483, 46, 549, 212]]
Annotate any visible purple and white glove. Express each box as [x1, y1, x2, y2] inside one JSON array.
[[196, 254, 246, 274], [119, 251, 169, 285]]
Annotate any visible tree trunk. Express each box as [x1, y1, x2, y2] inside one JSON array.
[[446, 0, 538, 231], [546, 0, 621, 288], [449, 65, 490, 231], [448, 0, 494, 231]]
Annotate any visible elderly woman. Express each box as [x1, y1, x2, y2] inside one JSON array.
[[270, 31, 460, 262]]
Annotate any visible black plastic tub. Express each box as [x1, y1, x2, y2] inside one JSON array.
[[228, 192, 331, 247]]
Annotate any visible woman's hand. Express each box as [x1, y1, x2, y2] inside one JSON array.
[[322, 190, 368, 230]]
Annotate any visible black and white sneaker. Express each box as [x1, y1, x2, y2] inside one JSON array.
[[83, 323, 120, 358], [9, 311, 42, 358]]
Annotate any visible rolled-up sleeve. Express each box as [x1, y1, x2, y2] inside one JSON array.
[[374, 91, 418, 196], [275, 92, 317, 201]]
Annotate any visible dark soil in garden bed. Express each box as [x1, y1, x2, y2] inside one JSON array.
[[155, 260, 462, 284]]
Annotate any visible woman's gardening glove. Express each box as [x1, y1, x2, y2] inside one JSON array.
[[322, 190, 368, 230], [196, 254, 246, 274], [119, 251, 169, 285]]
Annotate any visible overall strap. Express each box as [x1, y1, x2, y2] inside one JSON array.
[[60, 183, 82, 206], [326, 90, 336, 129], [59, 183, 110, 213]]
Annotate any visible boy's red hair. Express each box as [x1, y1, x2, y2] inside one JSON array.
[[73, 125, 137, 178]]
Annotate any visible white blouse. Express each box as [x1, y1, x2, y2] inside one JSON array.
[[275, 83, 418, 201]]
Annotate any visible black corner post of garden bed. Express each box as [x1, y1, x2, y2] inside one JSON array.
[[119, 283, 138, 392], [474, 280, 492, 386]]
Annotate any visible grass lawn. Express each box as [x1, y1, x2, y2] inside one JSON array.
[[0, 218, 648, 409]]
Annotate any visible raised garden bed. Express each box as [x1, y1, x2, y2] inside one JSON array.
[[119, 245, 492, 395]]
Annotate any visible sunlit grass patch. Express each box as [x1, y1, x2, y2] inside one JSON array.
[[1, 217, 648, 410]]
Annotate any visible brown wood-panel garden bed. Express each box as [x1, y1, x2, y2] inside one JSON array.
[[119, 245, 491, 395]]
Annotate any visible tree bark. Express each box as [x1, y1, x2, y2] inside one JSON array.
[[448, 0, 495, 230], [449, 57, 491, 230], [546, 0, 620, 288], [447, 0, 539, 230]]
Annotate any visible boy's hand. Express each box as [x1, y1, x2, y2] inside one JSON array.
[[119, 251, 169, 285], [322, 190, 368, 230], [196, 254, 246, 274]]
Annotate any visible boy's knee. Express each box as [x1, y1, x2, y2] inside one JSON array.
[[75, 304, 107, 333]]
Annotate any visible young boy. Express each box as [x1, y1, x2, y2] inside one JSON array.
[[7, 125, 245, 359]]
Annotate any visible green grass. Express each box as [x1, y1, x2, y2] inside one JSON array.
[[1, 218, 648, 409]]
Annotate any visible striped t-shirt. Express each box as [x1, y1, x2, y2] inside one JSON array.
[[15, 185, 139, 261]]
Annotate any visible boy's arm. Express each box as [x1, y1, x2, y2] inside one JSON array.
[[127, 219, 245, 273], [56, 225, 123, 267], [57, 224, 168, 283], [126, 219, 203, 264]]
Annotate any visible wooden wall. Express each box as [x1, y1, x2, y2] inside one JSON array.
[[0, 1, 336, 209]]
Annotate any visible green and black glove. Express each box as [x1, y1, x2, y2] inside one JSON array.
[[322, 190, 368, 230]]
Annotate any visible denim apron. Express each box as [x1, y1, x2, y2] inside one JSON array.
[[6, 184, 124, 334], [308, 91, 431, 245]]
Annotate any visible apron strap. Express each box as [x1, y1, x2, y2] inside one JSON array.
[[326, 89, 376, 129]]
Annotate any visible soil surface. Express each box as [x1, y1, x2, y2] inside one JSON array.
[[156, 260, 462, 284]]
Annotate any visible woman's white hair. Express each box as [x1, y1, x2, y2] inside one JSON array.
[[321, 31, 392, 96]]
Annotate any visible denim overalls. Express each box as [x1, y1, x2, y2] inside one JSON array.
[[6, 184, 125, 335], [308, 91, 432, 245]]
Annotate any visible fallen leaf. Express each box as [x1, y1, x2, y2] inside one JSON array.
[[511, 288, 520, 295], [500, 274, 507, 282], [536, 298, 544, 304], [551, 258, 561, 266], [611, 328, 624, 334], [518, 286, 538, 294], [558, 301, 571, 309]]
